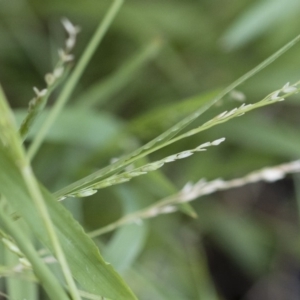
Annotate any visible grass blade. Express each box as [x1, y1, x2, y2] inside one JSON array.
[[55, 34, 300, 197], [0, 83, 137, 298], [56, 80, 300, 198], [0, 145, 138, 299], [0, 85, 82, 300]]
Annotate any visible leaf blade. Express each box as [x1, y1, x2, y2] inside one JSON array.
[[0, 146, 137, 300]]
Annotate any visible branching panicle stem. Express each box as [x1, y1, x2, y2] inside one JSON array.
[[89, 160, 300, 238]]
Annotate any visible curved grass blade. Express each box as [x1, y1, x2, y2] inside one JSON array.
[[55, 80, 300, 199], [59, 137, 226, 199], [55, 34, 300, 198]]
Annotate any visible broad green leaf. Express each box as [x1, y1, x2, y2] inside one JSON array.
[[0, 146, 137, 300]]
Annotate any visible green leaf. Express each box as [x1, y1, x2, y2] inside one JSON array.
[[0, 146, 137, 300]]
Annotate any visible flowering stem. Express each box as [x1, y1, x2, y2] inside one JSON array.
[[27, 0, 124, 160], [89, 160, 300, 237], [53, 34, 300, 198]]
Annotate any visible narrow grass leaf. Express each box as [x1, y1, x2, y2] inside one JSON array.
[[57, 138, 226, 199]]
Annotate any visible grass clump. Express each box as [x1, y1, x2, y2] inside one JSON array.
[[1, 1, 300, 299]]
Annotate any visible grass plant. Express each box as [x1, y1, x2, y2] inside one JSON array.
[[1, 1, 300, 299]]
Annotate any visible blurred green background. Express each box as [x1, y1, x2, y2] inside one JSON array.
[[1, 0, 300, 299]]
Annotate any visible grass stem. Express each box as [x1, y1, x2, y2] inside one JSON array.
[[27, 0, 124, 160]]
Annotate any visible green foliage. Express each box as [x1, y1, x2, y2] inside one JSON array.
[[1, 0, 300, 299]]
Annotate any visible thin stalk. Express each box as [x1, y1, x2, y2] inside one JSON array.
[[20, 165, 82, 300], [89, 160, 300, 237], [27, 0, 124, 160]]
